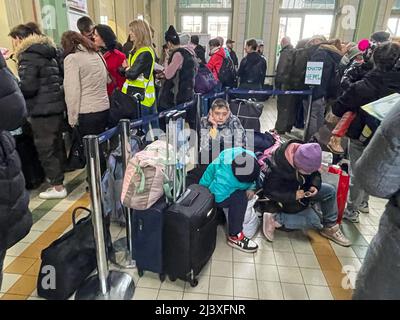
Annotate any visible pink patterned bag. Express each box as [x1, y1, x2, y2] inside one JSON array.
[[257, 133, 282, 172]]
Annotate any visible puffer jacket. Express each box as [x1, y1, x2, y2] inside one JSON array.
[[238, 52, 267, 88], [353, 101, 400, 300], [15, 35, 65, 117], [200, 148, 257, 204], [207, 47, 225, 81], [332, 68, 400, 140], [309, 44, 343, 101], [263, 140, 322, 214], [0, 53, 32, 252]]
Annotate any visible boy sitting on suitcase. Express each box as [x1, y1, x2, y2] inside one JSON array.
[[200, 147, 260, 253], [262, 141, 352, 247]]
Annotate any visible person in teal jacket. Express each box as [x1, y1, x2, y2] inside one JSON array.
[[200, 147, 260, 253]]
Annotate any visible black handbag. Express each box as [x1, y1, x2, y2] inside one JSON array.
[[37, 208, 98, 300], [108, 89, 140, 127], [97, 52, 140, 127], [65, 127, 86, 172]]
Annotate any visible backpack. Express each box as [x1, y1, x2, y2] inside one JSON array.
[[121, 140, 172, 211], [256, 132, 283, 173], [195, 63, 218, 94], [219, 56, 237, 88]]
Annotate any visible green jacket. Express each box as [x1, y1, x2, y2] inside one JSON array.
[[200, 148, 257, 203]]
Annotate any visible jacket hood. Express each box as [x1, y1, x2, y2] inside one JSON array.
[[367, 68, 400, 92], [210, 47, 225, 58], [320, 44, 344, 57], [15, 35, 57, 61], [182, 45, 196, 57]]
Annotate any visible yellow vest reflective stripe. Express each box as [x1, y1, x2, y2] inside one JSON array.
[[122, 47, 156, 107]]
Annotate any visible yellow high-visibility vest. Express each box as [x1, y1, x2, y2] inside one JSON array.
[[122, 46, 155, 107]]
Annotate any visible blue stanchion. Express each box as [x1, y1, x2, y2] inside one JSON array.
[[228, 88, 312, 96]]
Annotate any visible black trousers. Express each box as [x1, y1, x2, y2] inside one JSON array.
[[0, 249, 6, 291], [275, 94, 297, 133], [216, 190, 248, 237], [30, 114, 66, 186], [79, 110, 109, 173]]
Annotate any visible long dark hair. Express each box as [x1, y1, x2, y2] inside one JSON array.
[[94, 24, 118, 51], [61, 31, 98, 57]]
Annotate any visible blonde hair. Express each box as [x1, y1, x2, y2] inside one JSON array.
[[129, 19, 152, 51]]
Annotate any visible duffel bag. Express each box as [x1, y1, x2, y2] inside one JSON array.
[[229, 99, 263, 132]]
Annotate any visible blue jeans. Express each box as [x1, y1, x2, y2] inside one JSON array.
[[275, 183, 338, 231]]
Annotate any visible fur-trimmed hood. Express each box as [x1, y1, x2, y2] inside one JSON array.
[[320, 44, 344, 57], [15, 35, 57, 61]]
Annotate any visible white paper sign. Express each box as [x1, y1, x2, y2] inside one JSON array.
[[305, 62, 324, 85]]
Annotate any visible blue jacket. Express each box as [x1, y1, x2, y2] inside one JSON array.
[[200, 148, 257, 203]]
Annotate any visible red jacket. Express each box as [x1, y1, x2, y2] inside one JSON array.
[[207, 47, 225, 81], [104, 49, 126, 96]]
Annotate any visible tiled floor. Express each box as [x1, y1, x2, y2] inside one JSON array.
[[0, 99, 386, 300]]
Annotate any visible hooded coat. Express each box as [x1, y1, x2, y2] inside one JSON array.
[[15, 35, 65, 117], [332, 68, 400, 140], [0, 53, 32, 252], [263, 140, 322, 214]]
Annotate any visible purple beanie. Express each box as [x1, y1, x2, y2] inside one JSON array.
[[293, 144, 322, 174]]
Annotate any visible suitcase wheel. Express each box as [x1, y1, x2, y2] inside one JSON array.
[[159, 274, 166, 282], [138, 270, 144, 277], [189, 279, 199, 288]]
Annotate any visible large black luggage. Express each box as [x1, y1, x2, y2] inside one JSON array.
[[229, 99, 264, 132], [163, 184, 217, 287], [132, 198, 168, 281]]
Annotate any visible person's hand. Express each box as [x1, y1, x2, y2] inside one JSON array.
[[296, 190, 306, 201], [308, 187, 319, 197], [122, 59, 128, 69], [208, 114, 218, 129], [246, 190, 255, 200]]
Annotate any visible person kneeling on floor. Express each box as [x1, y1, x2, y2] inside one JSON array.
[[200, 148, 260, 253], [262, 141, 352, 247]]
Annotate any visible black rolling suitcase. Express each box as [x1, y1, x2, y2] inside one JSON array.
[[164, 185, 217, 287]]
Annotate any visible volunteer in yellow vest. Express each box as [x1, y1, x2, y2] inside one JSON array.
[[122, 19, 158, 130]]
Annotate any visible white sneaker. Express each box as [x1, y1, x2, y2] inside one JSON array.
[[39, 187, 67, 200]]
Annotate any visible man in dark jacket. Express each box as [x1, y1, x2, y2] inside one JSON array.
[[190, 35, 206, 65], [332, 42, 400, 223], [305, 40, 343, 140], [10, 25, 67, 200], [237, 39, 267, 90], [226, 39, 239, 69], [262, 141, 351, 247], [275, 37, 296, 134], [0, 52, 32, 289], [160, 26, 197, 131]]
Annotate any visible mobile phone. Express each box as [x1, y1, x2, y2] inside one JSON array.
[[304, 192, 312, 198]]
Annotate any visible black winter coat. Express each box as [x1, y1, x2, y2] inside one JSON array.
[[15, 35, 65, 117], [309, 44, 343, 101], [0, 53, 32, 252], [124, 50, 154, 98], [194, 45, 207, 65], [238, 52, 267, 88], [263, 140, 322, 214], [340, 60, 373, 92], [276, 44, 295, 89], [332, 68, 400, 140]]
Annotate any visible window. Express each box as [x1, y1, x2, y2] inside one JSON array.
[[388, 0, 400, 36], [177, 0, 232, 39], [207, 16, 229, 39], [278, 0, 336, 47], [281, 0, 335, 10], [181, 15, 203, 33], [179, 0, 232, 9]]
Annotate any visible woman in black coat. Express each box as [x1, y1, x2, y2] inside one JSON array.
[[10, 24, 67, 200], [0, 53, 32, 289]]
